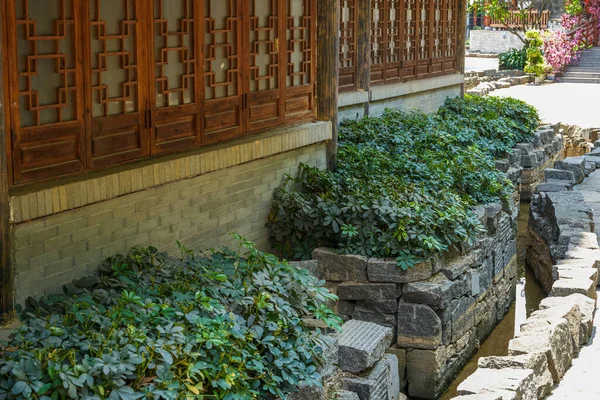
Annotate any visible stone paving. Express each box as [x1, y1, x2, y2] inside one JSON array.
[[491, 82, 600, 128], [547, 171, 600, 399], [464, 56, 499, 72]]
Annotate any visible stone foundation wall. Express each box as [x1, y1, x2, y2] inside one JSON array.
[[454, 153, 599, 399], [10, 122, 331, 304], [338, 74, 464, 121], [309, 185, 520, 399]]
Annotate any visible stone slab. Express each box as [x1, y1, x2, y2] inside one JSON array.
[[457, 368, 536, 400], [338, 320, 394, 374], [397, 303, 442, 349], [313, 248, 368, 282]]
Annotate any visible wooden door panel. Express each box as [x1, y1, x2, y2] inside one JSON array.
[[150, 0, 201, 154], [245, 0, 284, 132], [8, 0, 86, 184], [87, 0, 148, 169], [203, 0, 243, 143], [285, 0, 315, 122]]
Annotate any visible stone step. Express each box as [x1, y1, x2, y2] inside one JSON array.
[[566, 67, 600, 73], [560, 78, 600, 84], [564, 72, 600, 79]]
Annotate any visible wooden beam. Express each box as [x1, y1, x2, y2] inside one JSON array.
[[317, 0, 340, 171], [0, 15, 14, 324], [356, 0, 371, 93], [456, 0, 468, 95]]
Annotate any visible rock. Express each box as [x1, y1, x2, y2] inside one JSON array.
[[550, 277, 597, 300], [515, 143, 534, 153], [367, 258, 436, 283], [352, 305, 397, 335], [521, 154, 537, 168], [439, 296, 477, 342], [364, 300, 399, 314], [338, 300, 357, 315], [313, 248, 368, 281], [563, 247, 600, 264], [442, 251, 478, 280], [397, 303, 442, 349], [385, 346, 407, 392], [508, 318, 573, 382], [535, 181, 573, 193], [544, 168, 575, 182], [584, 155, 600, 168], [539, 294, 595, 344], [337, 283, 401, 301], [341, 354, 398, 400], [495, 159, 510, 172], [552, 265, 598, 286], [457, 368, 536, 400], [567, 232, 600, 250], [290, 259, 322, 279], [452, 394, 508, 400], [333, 391, 360, 400], [585, 161, 596, 176], [405, 348, 445, 399], [402, 272, 470, 309], [522, 304, 582, 356], [554, 158, 585, 184], [478, 353, 552, 398], [338, 320, 394, 374]]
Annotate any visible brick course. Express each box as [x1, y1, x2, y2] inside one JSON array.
[[12, 125, 329, 304]]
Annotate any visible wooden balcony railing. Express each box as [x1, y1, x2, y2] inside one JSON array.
[[490, 9, 550, 29], [566, 15, 599, 48]]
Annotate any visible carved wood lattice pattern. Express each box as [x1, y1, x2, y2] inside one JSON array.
[[5, 0, 316, 185], [339, 0, 357, 91]]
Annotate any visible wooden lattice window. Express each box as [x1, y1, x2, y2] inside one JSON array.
[[367, 0, 458, 86], [4, 0, 317, 185], [339, 0, 357, 92]]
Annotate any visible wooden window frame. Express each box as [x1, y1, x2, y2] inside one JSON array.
[[3, 0, 317, 187]]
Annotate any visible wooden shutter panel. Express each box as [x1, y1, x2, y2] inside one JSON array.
[[149, 0, 202, 154], [7, 0, 86, 184], [85, 0, 150, 169], [203, 0, 244, 144], [284, 0, 315, 123]]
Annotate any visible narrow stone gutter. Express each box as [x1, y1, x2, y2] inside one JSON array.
[[452, 148, 600, 399]]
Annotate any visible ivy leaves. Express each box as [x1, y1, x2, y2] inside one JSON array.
[[1, 241, 340, 399], [268, 96, 539, 268]]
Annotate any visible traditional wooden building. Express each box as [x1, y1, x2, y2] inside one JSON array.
[[0, 0, 465, 321]]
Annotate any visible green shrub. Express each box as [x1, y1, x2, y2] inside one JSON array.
[[268, 96, 540, 268], [524, 30, 552, 78], [498, 48, 527, 71], [0, 239, 340, 399]]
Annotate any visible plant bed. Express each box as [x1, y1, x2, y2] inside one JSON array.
[[268, 96, 540, 269], [0, 239, 340, 399]]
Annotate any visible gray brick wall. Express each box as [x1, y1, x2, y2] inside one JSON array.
[[13, 142, 327, 304], [470, 30, 525, 54]]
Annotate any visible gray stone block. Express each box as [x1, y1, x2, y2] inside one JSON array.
[[509, 318, 573, 382], [341, 355, 396, 400], [540, 294, 596, 344], [403, 272, 470, 309], [290, 259, 322, 279], [442, 250, 478, 280], [544, 168, 575, 182], [352, 305, 397, 335], [397, 303, 442, 349], [554, 158, 586, 184], [457, 368, 536, 400], [550, 277, 597, 300], [338, 320, 394, 374], [364, 299, 399, 314], [367, 258, 434, 283], [584, 155, 600, 168], [338, 283, 401, 301], [334, 391, 360, 400], [520, 153, 537, 168], [535, 181, 573, 193], [313, 248, 368, 282], [477, 353, 552, 399]]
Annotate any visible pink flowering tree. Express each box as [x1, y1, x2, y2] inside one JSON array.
[[542, 30, 580, 72]]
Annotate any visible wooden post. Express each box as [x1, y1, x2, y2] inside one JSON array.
[[456, 0, 468, 95], [0, 17, 14, 324], [357, 0, 371, 93], [317, 0, 340, 171]]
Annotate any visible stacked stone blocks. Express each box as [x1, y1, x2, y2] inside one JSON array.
[[455, 149, 599, 399]]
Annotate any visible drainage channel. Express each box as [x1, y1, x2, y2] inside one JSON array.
[[440, 203, 546, 400]]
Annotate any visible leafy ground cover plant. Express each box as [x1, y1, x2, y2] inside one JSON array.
[[499, 48, 527, 71], [268, 96, 540, 268], [0, 238, 340, 399]]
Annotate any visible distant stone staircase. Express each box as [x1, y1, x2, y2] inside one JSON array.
[[562, 47, 600, 83]]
